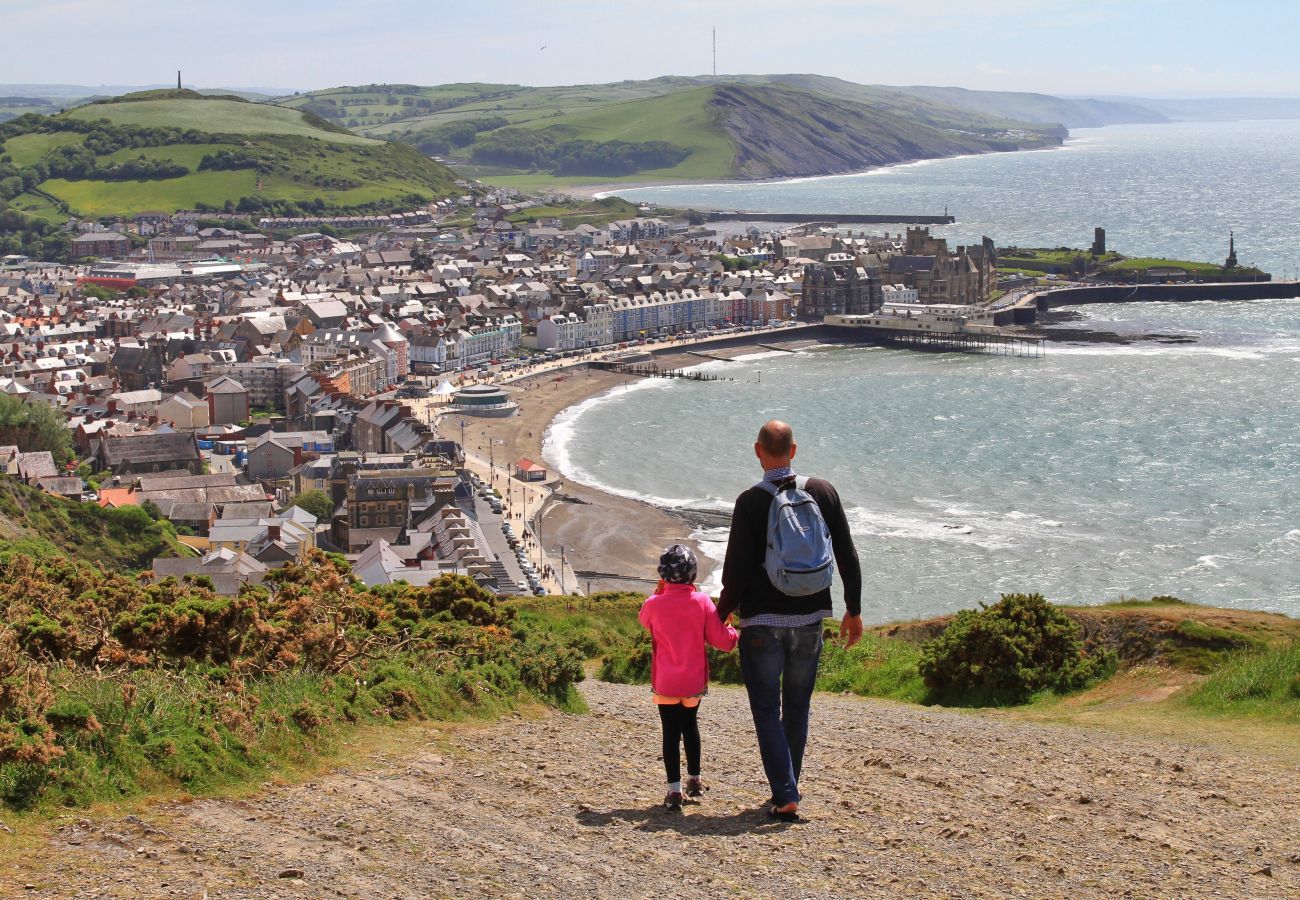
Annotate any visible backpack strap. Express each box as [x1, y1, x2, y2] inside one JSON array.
[[754, 480, 778, 496]]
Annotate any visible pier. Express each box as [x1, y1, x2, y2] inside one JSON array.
[[588, 360, 722, 381], [816, 324, 1044, 357]]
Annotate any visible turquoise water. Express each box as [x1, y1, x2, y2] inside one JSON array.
[[606, 120, 1300, 279], [546, 300, 1300, 621]]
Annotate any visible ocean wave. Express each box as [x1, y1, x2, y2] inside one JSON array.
[[1046, 344, 1296, 360], [849, 501, 1082, 551]]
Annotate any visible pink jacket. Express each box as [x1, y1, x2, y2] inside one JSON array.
[[639, 583, 739, 698]]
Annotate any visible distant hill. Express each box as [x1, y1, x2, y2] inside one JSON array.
[[886, 85, 1167, 128], [281, 77, 1065, 186], [1096, 96, 1300, 121], [0, 90, 459, 222]]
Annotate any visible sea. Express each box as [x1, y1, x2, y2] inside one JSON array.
[[549, 121, 1300, 622]]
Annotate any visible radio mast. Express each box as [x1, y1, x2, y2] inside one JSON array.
[[712, 29, 717, 76]]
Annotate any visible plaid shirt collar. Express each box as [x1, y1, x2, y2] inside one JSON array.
[[763, 465, 796, 483]]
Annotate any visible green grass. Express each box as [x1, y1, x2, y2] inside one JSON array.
[[99, 142, 228, 167], [1105, 257, 1249, 275], [1, 132, 84, 166], [67, 98, 376, 145], [42, 171, 257, 217], [7, 192, 67, 222], [505, 594, 645, 660], [36, 132, 457, 218], [502, 197, 640, 227], [6, 656, 526, 813], [817, 634, 928, 703], [1185, 643, 1300, 721]]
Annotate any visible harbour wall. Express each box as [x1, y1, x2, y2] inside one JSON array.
[[1036, 281, 1300, 310], [704, 212, 956, 225]]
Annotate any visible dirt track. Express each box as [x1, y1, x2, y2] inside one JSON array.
[[14, 681, 1299, 898]]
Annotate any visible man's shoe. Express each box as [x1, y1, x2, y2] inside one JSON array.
[[766, 800, 799, 822]]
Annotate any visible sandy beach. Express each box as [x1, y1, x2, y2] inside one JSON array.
[[434, 333, 817, 594]]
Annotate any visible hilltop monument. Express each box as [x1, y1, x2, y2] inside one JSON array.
[[1224, 231, 1238, 269]]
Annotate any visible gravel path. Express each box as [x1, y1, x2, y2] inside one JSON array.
[[15, 681, 1299, 898]]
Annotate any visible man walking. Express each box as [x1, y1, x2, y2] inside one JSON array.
[[717, 420, 862, 821]]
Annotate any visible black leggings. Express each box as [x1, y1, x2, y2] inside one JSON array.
[[658, 702, 701, 785]]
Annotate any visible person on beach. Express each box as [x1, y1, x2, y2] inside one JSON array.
[[639, 544, 738, 812], [717, 420, 862, 822]]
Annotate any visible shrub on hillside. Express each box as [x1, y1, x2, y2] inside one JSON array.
[[919, 593, 1115, 705], [0, 553, 585, 810]]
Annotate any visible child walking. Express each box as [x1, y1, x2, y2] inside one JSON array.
[[638, 545, 738, 811]]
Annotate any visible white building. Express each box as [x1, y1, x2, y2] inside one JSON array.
[[448, 316, 522, 369], [880, 284, 921, 305], [536, 313, 579, 351]]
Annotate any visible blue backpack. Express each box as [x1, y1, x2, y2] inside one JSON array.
[[756, 476, 834, 597]]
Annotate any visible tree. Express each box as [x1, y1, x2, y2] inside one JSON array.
[[288, 490, 334, 521], [0, 394, 73, 465]]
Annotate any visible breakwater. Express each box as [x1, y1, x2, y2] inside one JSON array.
[[704, 211, 955, 225], [1036, 281, 1300, 310]]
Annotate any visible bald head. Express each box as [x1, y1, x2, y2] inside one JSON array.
[[755, 419, 796, 468]]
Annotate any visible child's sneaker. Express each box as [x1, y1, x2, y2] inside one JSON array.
[[685, 776, 705, 798], [663, 790, 683, 812]]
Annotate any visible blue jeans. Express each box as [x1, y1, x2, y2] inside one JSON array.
[[738, 622, 824, 806]]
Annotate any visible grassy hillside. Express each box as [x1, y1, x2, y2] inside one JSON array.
[[282, 78, 1062, 187], [66, 94, 374, 144], [0, 477, 186, 569], [0, 91, 460, 223]]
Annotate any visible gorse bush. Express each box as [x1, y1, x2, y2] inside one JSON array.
[[0, 551, 584, 810], [919, 593, 1116, 705]]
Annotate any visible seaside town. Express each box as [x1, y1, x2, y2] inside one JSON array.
[[6, 4, 1300, 894], [0, 192, 1016, 598]]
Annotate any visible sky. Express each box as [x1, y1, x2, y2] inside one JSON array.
[[4, 0, 1299, 98]]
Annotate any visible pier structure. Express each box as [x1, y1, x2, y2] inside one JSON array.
[[588, 360, 722, 381], [818, 325, 1044, 357]]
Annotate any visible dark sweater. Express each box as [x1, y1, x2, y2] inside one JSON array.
[[716, 476, 862, 621]]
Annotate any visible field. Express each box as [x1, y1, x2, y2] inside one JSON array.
[[500, 197, 640, 228], [1, 131, 84, 166], [6, 191, 67, 222], [41, 171, 257, 217], [1105, 256, 1240, 275], [2, 94, 460, 221], [66, 97, 376, 145]]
